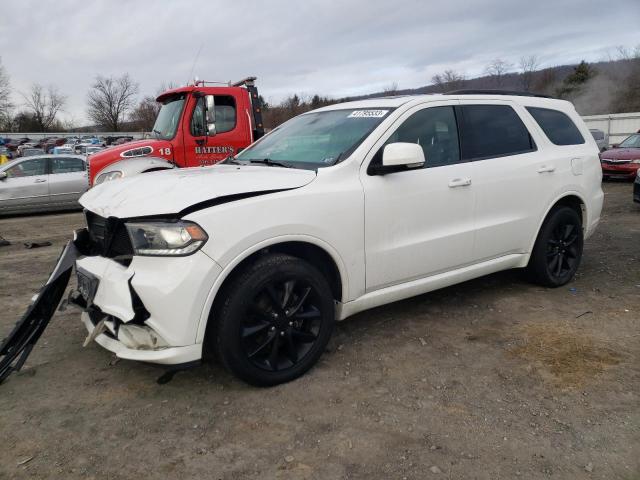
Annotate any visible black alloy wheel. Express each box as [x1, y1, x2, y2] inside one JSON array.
[[242, 278, 323, 372], [546, 223, 580, 280], [212, 253, 335, 386], [527, 206, 584, 287]]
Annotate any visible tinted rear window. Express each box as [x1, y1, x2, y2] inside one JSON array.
[[459, 105, 536, 160], [526, 107, 585, 146]]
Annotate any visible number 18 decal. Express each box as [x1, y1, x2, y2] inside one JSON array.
[[159, 148, 171, 156]]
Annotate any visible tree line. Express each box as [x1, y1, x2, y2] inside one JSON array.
[[0, 45, 639, 133]]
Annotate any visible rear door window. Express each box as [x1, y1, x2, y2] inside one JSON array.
[[526, 107, 585, 146], [458, 105, 536, 160], [51, 157, 85, 174]]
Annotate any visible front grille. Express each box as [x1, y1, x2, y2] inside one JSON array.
[[601, 159, 630, 165], [85, 211, 133, 265]]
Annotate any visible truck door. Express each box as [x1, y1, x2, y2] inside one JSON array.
[[183, 93, 252, 167]]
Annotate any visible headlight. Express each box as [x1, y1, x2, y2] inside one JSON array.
[[631, 159, 640, 164], [95, 171, 123, 184], [125, 221, 208, 256]]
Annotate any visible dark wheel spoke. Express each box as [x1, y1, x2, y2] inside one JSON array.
[[265, 284, 283, 311], [287, 287, 311, 317], [247, 333, 276, 358], [548, 255, 560, 273], [282, 280, 296, 309], [291, 328, 317, 343], [294, 306, 321, 320], [242, 320, 271, 338], [267, 337, 281, 371], [285, 332, 298, 364], [555, 253, 564, 276], [563, 224, 574, 240], [564, 233, 578, 246]]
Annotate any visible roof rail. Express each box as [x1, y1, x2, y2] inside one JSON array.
[[446, 89, 553, 99]]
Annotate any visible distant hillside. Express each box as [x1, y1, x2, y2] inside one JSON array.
[[262, 56, 640, 127]]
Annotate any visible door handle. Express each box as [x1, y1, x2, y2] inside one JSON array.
[[537, 165, 555, 173], [34, 179, 47, 183], [448, 177, 472, 188]]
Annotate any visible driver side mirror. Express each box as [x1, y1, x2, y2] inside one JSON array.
[[205, 95, 216, 136], [382, 143, 425, 168], [0, 171, 6, 180], [611, 143, 619, 148]]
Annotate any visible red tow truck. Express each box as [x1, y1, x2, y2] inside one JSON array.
[[88, 77, 264, 185]]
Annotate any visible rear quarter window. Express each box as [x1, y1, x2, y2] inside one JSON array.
[[526, 107, 585, 146], [458, 104, 536, 160]]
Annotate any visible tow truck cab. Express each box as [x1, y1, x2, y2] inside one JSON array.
[[88, 77, 264, 185]]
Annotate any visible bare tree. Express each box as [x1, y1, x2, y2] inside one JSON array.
[[87, 74, 139, 131], [0, 58, 13, 128], [131, 96, 161, 131], [485, 58, 513, 87], [21, 83, 66, 132], [431, 69, 466, 92], [383, 81, 399, 95], [519, 55, 540, 91]]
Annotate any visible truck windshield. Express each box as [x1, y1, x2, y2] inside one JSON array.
[[235, 108, 392, 169], [152, 94, 186, 140]]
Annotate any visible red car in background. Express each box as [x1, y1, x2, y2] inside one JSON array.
[[600, 133, 640, 180]]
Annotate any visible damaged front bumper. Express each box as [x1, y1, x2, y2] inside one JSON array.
[[1, 227, 221, 383]]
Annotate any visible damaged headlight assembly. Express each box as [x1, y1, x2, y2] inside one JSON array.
[[126, 221, 208, 256]]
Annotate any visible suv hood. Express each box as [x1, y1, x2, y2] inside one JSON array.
[[80, 164, 316, 218]]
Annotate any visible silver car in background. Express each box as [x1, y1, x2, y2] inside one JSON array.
[[590, 128, 609, 152], [0, 155, 88, 215]]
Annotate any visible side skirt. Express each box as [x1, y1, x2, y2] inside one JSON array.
[[337, 253, 527, 320]]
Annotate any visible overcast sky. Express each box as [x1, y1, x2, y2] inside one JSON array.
[[1, 0, 639, 125]]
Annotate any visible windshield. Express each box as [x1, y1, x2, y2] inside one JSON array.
[[619, 134, 640, 148], [235, 108, 392, 168], [152, 94, 186, 140]]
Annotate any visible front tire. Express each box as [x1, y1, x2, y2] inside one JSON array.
[[526, 206, 584, 287], [212, 253, 335, 386]]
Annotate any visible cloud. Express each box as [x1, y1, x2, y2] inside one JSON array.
[[1, 0, 638, 124]]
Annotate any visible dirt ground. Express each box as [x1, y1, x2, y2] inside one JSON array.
[[1, 182, 638, 480]]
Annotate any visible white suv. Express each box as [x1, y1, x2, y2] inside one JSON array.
[[74, 92, 603, 385]]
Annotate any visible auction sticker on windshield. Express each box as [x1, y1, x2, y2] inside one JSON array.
[[348, 110, 388, 118]]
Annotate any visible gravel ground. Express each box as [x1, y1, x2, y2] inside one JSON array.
[[0, 182, 638, 480]]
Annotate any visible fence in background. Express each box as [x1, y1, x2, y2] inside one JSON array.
[[581, 112, 640, 145]]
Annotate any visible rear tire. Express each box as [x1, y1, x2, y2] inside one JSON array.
[[212, 253, 335, 386], [526, 206, 584, 287]]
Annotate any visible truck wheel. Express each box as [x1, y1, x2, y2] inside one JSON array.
[[526, 206, 583, 287], [213, 253, 335, 386]]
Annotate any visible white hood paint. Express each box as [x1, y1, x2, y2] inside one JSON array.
[[80, 164, 316, 218]]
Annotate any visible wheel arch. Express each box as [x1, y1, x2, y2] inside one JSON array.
[[196, 236, 348, 346], [527, 191, 587, 255]]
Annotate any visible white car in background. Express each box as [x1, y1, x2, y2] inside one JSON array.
[[58, 92, 603, 386]]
